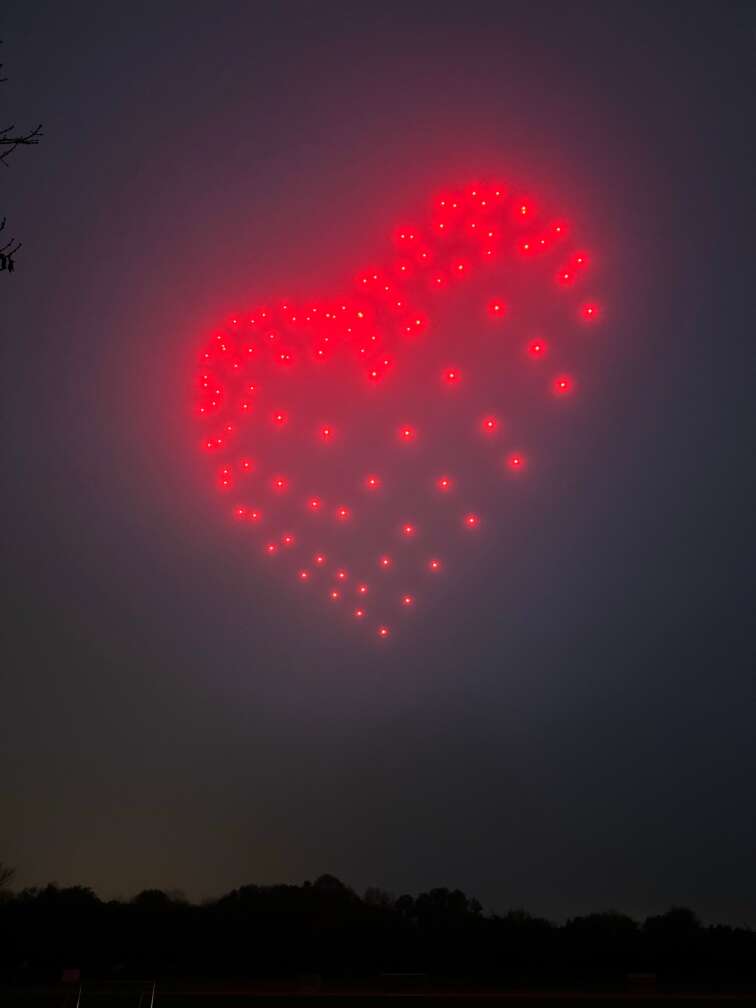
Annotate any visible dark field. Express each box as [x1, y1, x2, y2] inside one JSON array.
[[4, 991, 756, 1008]]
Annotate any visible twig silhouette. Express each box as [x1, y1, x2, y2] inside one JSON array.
[[0, 121, 43, 165], [1, 40, 42, 271], [0, 218, 22, 271]]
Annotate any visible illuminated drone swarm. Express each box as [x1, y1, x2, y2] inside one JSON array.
[[194, 182, 602, 640]]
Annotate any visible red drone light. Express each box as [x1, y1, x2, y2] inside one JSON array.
[[490, 301, 506, 317], [378, 555, 392, 569], [528, 340, 546, 357], [481, 415, 499, 434], [464, 513, 480, 529], [314, 553, 326, 566], [553, 375, 573, 395], [335, 505, 351, 521], [357, 583, 369, 595], [428, 558, 442, 572], [401, 523, 417, 537], [377, 625, 391, 638], [404, 316, 425, 335], [335, 568, 348, 581], [398, 425, 416, 442], [354, 608, 366, 619], [364, 474, 381, 490], [401, 594, 415, 607], [507, 453, 525, 471], [298, 569, 310, 582], [436, 476, 453, 492], [443, 367, 460, 383]]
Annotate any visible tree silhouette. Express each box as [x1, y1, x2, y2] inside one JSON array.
[[0, 861, 14, 890], [0, 878, 755, 986], [1, 41, 43, 273]]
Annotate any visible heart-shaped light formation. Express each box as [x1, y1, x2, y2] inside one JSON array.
[[193, 181, 602, 640]]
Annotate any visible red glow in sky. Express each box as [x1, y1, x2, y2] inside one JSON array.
[[194, 178, 603, 640]]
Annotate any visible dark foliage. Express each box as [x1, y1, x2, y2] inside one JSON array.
[[0, 875, 755, 987]]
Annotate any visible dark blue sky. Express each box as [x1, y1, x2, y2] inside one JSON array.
[[2, 2, 755, 923]]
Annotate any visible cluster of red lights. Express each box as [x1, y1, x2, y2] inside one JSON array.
[[194, 180, 603, 639]]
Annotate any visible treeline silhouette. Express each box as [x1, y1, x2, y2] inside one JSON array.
[[1, 874, 755, 987]]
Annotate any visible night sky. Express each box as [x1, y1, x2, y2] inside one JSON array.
[[2, 2, 755, 924]]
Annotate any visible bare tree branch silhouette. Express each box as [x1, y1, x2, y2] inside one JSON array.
[[1, 40, 42, 272], [0, 121, 43, 166]]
